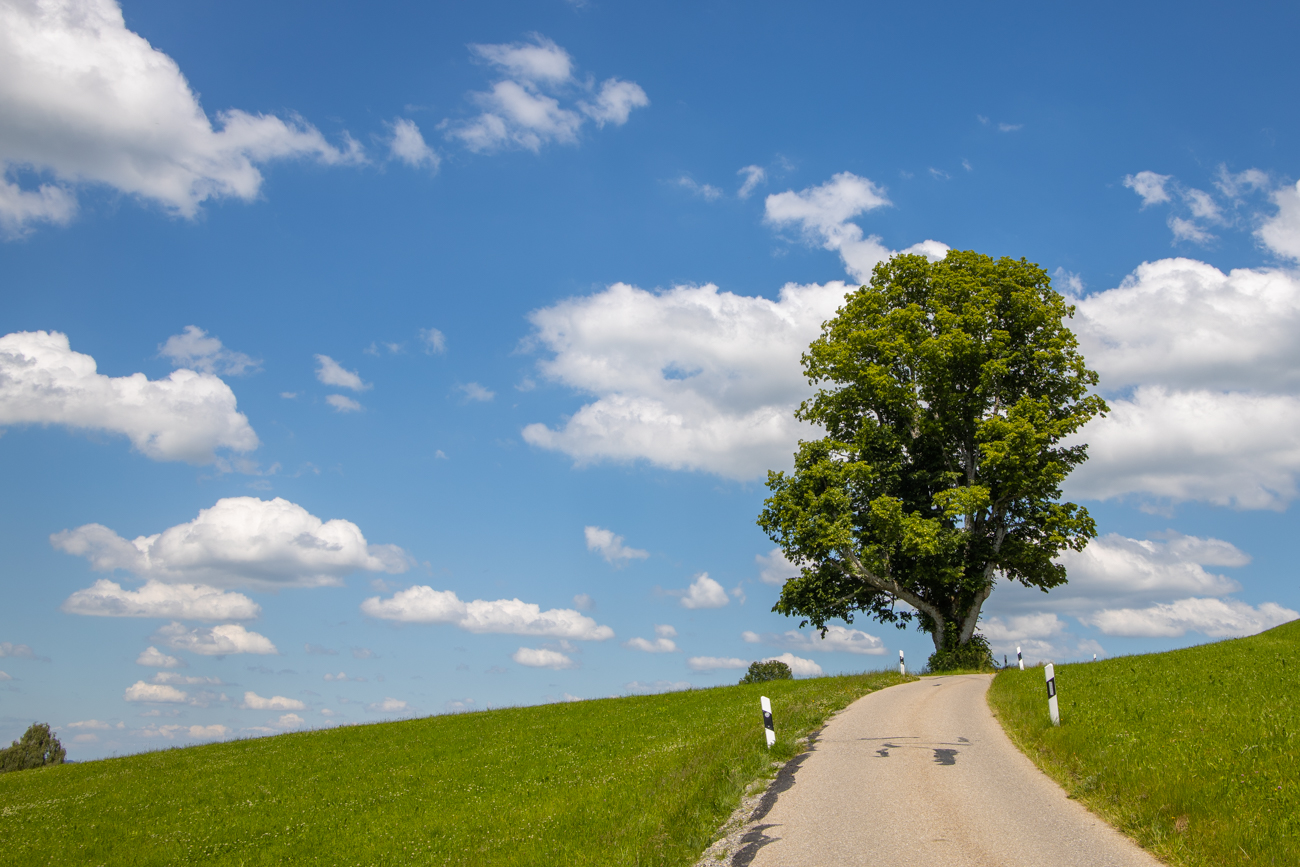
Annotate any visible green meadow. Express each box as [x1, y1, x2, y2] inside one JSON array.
[[0, 671, 907, 866], [988, 619, 1299, 866]]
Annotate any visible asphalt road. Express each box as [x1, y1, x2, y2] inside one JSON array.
[[741, 674, 1164, 867]]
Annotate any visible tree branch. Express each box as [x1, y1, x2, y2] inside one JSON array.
[[839, 547, 947, 631]]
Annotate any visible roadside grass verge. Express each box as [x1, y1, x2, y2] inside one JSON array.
[[0, 671, 908, 866], [988, 619, 1299, 866]]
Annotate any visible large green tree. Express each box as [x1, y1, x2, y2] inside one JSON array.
[[758, 250, 1106, 667]]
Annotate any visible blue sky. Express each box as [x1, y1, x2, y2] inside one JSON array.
[[3, 0, 1299, 759]]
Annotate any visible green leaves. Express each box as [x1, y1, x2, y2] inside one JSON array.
[[758, 249, 1105, 652]]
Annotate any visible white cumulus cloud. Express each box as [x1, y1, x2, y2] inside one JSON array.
[[366, 697, 408, 713], [241, 691, 304, 710], [762, 653, 823, 677], [1123, 171, 1173, 207], [325, 394, 363, 413], [742, 625, 885, 655], [360, 586, 614, 640], [62, 579, 259, 620], [159, 326, 258, 376], [124, 681, 187, 703], [135, 645, 184, 668], [755, 549, 800, 586], [1081, 598, 1297, 639], [624, 623, 677, 653], [52, 496, 409, 590], [154, 622, 278, 656], [445, 34, 645, 153], [0, 330, 258, 464], [584, 526, 648, 564], [679, 573, 728, 609], [737, 165, 767, 199], [764, 172, 947, 283], [314, 355, 369, 392], [1259, 180, 1300, 262], [522, 280, 848, 478], [1066, 257, 1300, 509], [0, 0, 362, 235], [387, 118, 439, 170], [512, 646, 577, 669]]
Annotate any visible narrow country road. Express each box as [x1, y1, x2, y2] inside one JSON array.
[[740, 674, 1163, 867]]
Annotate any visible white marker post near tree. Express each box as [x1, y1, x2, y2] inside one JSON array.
[[899, 649, 905, 676], [1017, 646, 1024, 670], [1045, 663, 1060, 726], [760, 696, 776, 748]]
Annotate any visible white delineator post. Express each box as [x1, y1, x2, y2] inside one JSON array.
[[760, 696, 776, 748], [1017, 646, 1024, 670], [1045, 663, 1060, 726], [899, 649, 905, 676]]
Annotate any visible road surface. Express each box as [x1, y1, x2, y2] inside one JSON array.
[[738, 674, 1163, 867]]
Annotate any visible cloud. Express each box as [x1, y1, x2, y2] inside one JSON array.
[[755, 548, 799, 586], [1168, 216, 1214, 245], [522, 280, 853, 478], [159, 326, 259, 376], [325, 394, 363, 413], [304, 643, 337, 655], [135, 646, 184, 668], [323, 672, 364, 682], [512, 647, 577, 669], [1124, 171, 1173, 207], [572, 593, 593, 611], [675, 176, 722, 201], [125, 681, 187, 703], [65, 719, 118, 730], [242, 691, 305, 710], [679, 573, 728, 609], [420, 328, 447, 354], [52, 496, 409, 590], [1066, 257, 1300, 509], [686, 656, 747, 672], [743, 624, 885, 655], [274, 713, 305, 728], [62, 579, 260, 620], [459, 382, 495, 402], [314, 355, 369, 392], [0, 642, 36, 659], [351, 646, 377, 660], [762, 653, 823, 677], [150, 672, 221, 686], [624, 624, 677, 653], [154, 622, 278, 656], [1081, 598, 1297, 639], [0, 0, 362, 235], [0, 670, 10, 681], [471, 35, 573, 83], [737, 165, 766, 199], [361, 586, 615, 640], [366, 697, 407, 713], [997, 123, 1023, 132], [1056, 533, 1246, 604], [446, 35, 645, 153], [580, 78, 649, 127], [387, 118, 439, 170], [0, 330, 258, 464], [584, 526, 648, 564], [1259, 180, 1300, 262]]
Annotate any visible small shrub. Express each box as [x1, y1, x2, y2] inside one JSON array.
[[926, 634, 996, 673], [0, 723, 66, 773], [739, 660, 793, 684]]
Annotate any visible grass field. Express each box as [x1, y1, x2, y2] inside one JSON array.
[[0, 671, 907, 866], [988, 619, 1299, 867]]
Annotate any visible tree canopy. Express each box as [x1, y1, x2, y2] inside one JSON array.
[[757, 250, 1105, 668], [0, 722, 66, 773]]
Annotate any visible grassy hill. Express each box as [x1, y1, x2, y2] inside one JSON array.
[[0, 671, 907, 866], [988, 619, 1299, 866]]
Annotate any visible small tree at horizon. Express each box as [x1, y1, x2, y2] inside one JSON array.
[[758, 250, 1105, 671], [0, 722, 66, 773], [740, 660, 794, 684]]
